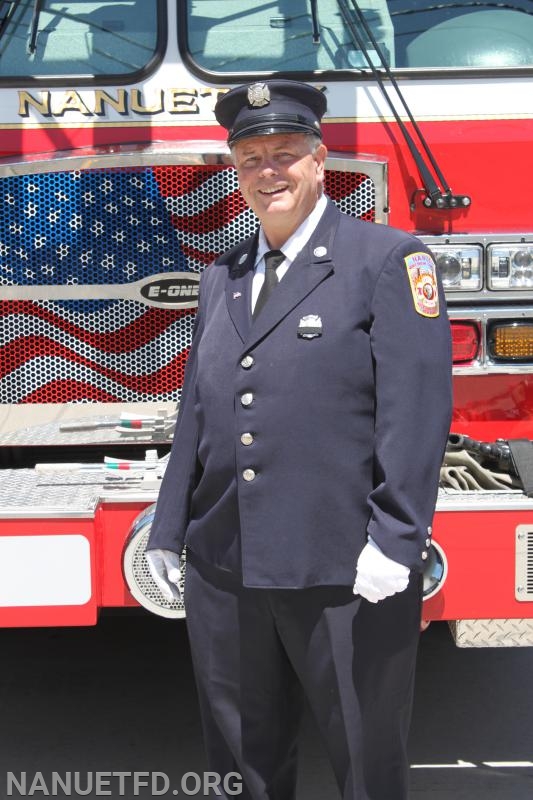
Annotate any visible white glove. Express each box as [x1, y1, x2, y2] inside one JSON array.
[[145, 548, 182, 602], [353, 538, 410, 603]]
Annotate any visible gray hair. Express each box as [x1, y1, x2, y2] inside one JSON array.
[[306, 133, 323, 153]]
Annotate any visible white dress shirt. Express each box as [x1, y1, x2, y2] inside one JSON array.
[[251, 193, 328, 314]]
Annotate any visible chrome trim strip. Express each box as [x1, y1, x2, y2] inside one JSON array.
[[436, 491, 533, 511], [0, 143, 388, 221], [100, 490, 160, 504], [0, 142, 233, 175], [0, 144, 389, 232], [0, 271, 201, 308], [515, 525, 533, 601], [449, 305, 533, 374], [325, 153, 388, 224], [0, 508, 98, 519]]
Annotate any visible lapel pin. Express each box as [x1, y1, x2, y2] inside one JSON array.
[[313, 246, 327, 258], [238, 253, 248, 264], [233, 291, 242, 299], [298, 314, 322, 338]]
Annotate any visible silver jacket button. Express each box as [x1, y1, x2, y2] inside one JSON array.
[[421, 551, 428, 561], [240, 392, 253, 407], [425, 538, 431, 548], [243, 468, 256, 481], [241, 432, 254, 446], [240, 355, 254, 369]]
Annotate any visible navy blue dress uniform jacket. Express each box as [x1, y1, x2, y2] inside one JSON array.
[[147, 199, 453, 588]]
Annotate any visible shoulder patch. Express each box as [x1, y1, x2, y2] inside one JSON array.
[[404, 252, 439, 317]]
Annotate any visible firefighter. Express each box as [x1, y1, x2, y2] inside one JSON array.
[[146, 79, 452, 800]]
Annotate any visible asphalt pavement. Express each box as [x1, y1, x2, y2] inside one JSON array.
[[0, 614, 532, 799]]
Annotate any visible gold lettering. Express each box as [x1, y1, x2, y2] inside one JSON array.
[[130, 88, 164, 115], [167, 88, 199, 114], [199, 88, 229, 112], [17, 85, 226, 119], [93, 89, 128, 116], [18, 90, 51, 118], [53, 91, 92, 117]]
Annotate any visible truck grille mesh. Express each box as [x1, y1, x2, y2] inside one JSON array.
[[0, 164, 375, 403]]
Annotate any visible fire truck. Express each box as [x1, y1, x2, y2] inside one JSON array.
[[1, 0, 533, 644]]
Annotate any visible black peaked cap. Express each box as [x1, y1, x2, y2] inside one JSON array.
[[214, 80, 327, 146]]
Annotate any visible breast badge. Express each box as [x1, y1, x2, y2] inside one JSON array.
[[297, 315, 322, 338], [404, 252, 440, 317]]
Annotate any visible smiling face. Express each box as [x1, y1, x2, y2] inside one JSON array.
[[232, 133, 327, 249]]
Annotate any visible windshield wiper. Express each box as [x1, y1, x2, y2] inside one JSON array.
[[0, 0, 19, 42], [27, 0, 43, 54], [336, 0, 471, 211], [310, 0, 320, 44]]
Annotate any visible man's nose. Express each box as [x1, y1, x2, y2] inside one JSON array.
[[259, 159, 277, 176]]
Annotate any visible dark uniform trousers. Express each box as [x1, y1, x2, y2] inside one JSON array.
[[185, 552, 422, 800]]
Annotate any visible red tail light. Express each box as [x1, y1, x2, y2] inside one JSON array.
[[451, 321, 480, 364]]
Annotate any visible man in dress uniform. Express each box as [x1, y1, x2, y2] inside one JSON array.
[[146, 79, 452, 800]]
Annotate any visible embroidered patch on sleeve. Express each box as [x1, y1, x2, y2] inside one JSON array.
[[404, 252, 440, 317]]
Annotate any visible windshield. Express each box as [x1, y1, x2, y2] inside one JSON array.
[[184, 0, 533, 73], [0, 0, 162, 81]]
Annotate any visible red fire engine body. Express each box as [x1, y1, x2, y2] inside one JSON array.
[[1, 1, 533, 644]]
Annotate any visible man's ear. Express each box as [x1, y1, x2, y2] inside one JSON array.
[[315, 143, 327, 179]]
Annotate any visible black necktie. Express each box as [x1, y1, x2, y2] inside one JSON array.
[[253, 249, 285, 320]]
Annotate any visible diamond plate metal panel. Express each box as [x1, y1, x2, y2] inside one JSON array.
[[437, 487, 533, 511], [0, 470, 99, 517], [450, 618, 533, 647]]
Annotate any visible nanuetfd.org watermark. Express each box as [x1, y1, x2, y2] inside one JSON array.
[[6, 772, 243, 796]]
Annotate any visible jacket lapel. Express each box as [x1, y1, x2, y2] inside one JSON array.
[[224, 235, 257, 343], [243, 201, 340, 350]]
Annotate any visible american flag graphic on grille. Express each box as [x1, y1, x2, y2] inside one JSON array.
[[0, 164, 375, 404]]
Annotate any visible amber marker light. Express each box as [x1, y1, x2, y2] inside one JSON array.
[[489, 321, 533, 361], [451, 321, 480, 364]]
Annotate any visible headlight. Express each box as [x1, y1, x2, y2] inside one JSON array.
[[489, 243, 533, 289], [428, 244, 482, 291]]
